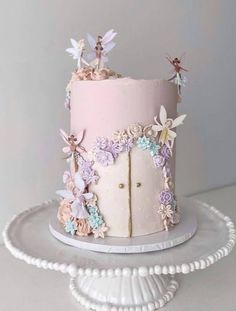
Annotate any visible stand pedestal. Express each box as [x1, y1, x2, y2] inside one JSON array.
[[2, 197, 236, 310], [70, 274, 178, 310]]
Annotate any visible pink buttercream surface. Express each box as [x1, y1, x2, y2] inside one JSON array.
[[70, 78, 178, 150], [70, 77, 178, 237]]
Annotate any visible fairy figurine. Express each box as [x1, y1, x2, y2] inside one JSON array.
[[166, 54, 188, 95], [87, 29, 117, 69], [60, 129, 86, 175], [66, 38, 89, 69], [152, 105, 186, 149]]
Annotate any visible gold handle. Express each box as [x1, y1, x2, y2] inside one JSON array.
[[119, 183, 125, 189]]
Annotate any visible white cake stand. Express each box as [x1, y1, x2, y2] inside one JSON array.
[[2, 197, 236, 311]]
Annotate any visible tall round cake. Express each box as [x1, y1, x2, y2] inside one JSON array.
[[56, 30, 186, 240]]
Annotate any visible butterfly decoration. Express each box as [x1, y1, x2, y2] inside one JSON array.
[[56, 172, 93, 219], [86, 29, 117, 69], [66, 39, 89, 69], [152, 105, 186, 148]]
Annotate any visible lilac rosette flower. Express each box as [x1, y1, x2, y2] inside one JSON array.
[[160, 145, 172, 160], [159, 190, 174, 205], [120, 138, 134, 152], [106, 141, 122, 158], [93, 137, 110, 151], [153, 155, 166, 168], [78, 158, 99, 185], [95, 150, 114, 166]]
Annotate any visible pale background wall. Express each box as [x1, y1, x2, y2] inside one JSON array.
[[0, 0, 236, 239]]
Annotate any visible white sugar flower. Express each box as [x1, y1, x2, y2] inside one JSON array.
[[92, 223, 108, 239], [158, 204, 173, 220]]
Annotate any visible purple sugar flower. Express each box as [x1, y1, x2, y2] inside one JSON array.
[[94, 137, 109, 150], [160, 145, 172, 159], [106, 142, 122, 158], [153, 155, 166, 168], [160, 190, 174, 205], [120, 138, 134, 152], [82, 169, 99, 184], [95, 150, 114, 166]]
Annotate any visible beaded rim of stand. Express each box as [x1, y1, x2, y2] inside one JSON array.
[[2, 199, 236, 278]]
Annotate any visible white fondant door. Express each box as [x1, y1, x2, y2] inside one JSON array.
[[90, 147, 164, 237]]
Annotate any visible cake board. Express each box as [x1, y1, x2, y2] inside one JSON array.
[[3, 197, 236, 310]]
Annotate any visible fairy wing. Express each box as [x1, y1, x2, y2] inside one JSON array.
[[60, 129, 69, 144], [168, 130, 177, 139], [76, 129, 85, 145], [101, 55, 108, 63], [171, 114, 187, 129], [102, 29, 117, 45], [66, 47, 78, 59], [56, 190, 74, 200], [87, 33, 96, 50], [62, 146, 71, 153], [74, 172, 85, 192], [152, 124, 163, 132], [70, 38, 78, 48], [86, 51, 96, 62], [159, 105, 167, 126], [103, 41, 116, 54]]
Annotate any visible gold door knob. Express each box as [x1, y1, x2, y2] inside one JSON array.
[[119, 183, 125, 189], [136, 182, 141, 188]]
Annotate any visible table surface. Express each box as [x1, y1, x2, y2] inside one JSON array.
[[1, 184, 236, 311]]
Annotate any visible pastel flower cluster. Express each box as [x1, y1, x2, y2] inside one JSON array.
[[79, 158, 99, 185], [56, 154, 108, 238], [92, 137, 123, 167]]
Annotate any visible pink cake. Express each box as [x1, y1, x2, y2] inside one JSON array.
[[56, 30, 186, 239]]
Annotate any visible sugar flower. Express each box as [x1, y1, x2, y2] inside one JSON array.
[[93, 137, 110, 150], [64, 219, 77, 235], [95, 150, 114, 167], [79, 158, 99, 185], [153, 155, 166, 168], [127, 124, 143, 139], [143, 125, 158, 140], [160, 145, 172, 159], [57, 199, 72, 224], [76, 219, 91, 236], [148, 142, 160, 156], [158, 204, 173, 220], [120, 138, 134, 152], [137, 136, 152, 150], [112, 130, 129, 143], [106, 141, 122, 158], [92, 223, 109, 239], [88, 208, 104, 229], [160, 190, 174, 205], [152, 105, 186, 148], [56, 172, 93, 219]]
